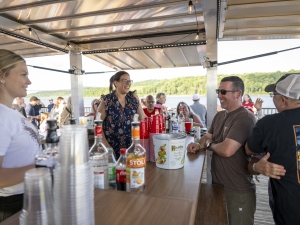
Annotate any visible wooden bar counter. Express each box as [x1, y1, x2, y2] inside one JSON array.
[[1, 137, 228, 225]]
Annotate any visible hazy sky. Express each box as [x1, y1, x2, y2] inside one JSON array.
[[25, 38, 300, 92]]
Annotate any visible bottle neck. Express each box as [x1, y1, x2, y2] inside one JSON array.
[[94, 135, 102, 143], [132, 138, 140, 145]]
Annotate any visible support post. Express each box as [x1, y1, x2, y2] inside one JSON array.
[[69, 49, 84, 121], [202, 0, 218, 184]]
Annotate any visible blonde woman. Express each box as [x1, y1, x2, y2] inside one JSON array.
[[50, 96, 64, 126], [0, 49, 41, 222]]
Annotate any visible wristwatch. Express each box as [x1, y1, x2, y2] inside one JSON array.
[[206, 141, 213, 150]]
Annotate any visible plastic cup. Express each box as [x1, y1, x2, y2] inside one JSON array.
[[88, 116, 94, 128], [185, 122, 192, 132], [19, 168, 54, 225], [58, 125, 89, 166]]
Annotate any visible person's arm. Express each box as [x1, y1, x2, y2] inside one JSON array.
[[245, 143, 286, 179], [254, 98, 264, 120], [0, 156, 34, 188], [187, 132, 212, 153], [98, 101, 111, 148], [132, 91, 146, 120], [207, 138, 241, 157], [192, 114, 204, 128]]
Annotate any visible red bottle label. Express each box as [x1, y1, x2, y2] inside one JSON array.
[[116, 169, 126, 182], [94, 125, 102, 136]]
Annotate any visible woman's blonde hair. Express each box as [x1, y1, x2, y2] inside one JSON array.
[[54, 96, 64, 109], [40, 112, 49, 124], [0, 49, 25, 77]]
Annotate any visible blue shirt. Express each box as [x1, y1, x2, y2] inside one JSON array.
[[102, 91, 139, 159], [25, 104, 36, 126], [48, 103, 54, 112]]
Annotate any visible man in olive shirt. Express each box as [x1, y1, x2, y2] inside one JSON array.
[[188, 76, 256, 225]]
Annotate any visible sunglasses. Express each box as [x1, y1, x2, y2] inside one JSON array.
[[269, 92, 281, 98], [147, 101, 155, 103], [215, 89, 239, 95], [120, 79, 133, 84], [94, 102, 100, 107]]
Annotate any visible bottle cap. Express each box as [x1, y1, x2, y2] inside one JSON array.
[[120, 148, 126, 154]]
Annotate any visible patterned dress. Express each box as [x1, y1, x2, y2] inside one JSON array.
[[102, 91, 139, 159]]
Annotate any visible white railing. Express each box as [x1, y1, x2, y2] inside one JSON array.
[[83, 107, 278, 116]]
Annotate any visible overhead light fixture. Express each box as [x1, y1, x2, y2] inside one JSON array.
[[28, 28, 32, 36], [188, 0, 193, 14], [195, 32, 199, 40], [117, 49, 121, 55]]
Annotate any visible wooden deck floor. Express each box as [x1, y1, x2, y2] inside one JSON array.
[[201, 154, 275, 225]]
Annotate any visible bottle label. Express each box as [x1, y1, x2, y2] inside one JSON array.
[[129, 167, 145, 188], [132, 127, 140, 139], [126, 156, 146, 187], [93, 171, 104, 189], [116, 169, 126, 182], [172, 124, 178, 131], [95, 125, 102, 136], [126, 156, 146, 168], [108, 164, 116, 180]]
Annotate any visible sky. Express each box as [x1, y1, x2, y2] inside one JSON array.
[[25, 38, 300, 92]]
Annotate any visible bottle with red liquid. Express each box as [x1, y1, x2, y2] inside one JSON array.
[[116, 148, 127, 191]]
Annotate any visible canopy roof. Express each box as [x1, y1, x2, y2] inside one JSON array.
[[219, 0, 300, 41], [0, 0, 206, 70], [0, 0, 298, 70]]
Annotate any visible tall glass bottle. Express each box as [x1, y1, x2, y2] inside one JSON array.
[[107, 147, 117, 190], [178, 106, 185, 132], [126, 114, 146, 193], [89, 120, 109, 189], [35, 119, 59, 181]]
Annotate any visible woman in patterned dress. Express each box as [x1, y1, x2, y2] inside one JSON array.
[[98, 71, 145, 159]]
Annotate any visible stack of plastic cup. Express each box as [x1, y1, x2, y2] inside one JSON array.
[[140, 119, 150, 161], [53, 125, 95, 225], [19, 168, 54, 225]]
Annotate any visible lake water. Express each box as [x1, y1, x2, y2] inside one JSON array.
[[25, 95, 275, 109]]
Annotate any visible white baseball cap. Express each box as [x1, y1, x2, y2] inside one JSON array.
[[265, 74, 300, 100], [192, 94, 200, 100]]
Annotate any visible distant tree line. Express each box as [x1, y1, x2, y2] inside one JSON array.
[[27, 69, 300, 98]]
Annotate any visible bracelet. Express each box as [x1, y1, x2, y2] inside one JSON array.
[[252, 163, 259, 175], [194, 142, 201, 150], [252, 163, 256, 172]]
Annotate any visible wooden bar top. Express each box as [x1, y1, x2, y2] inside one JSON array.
[[1, 136, 207, 225]]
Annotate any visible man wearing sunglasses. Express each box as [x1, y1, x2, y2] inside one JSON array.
[[187, 76, 257, 225], [246, 74, 300, 225]]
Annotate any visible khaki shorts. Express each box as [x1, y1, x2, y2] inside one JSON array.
[[224, 190, 256, 225]]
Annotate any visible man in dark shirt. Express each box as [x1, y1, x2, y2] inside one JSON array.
[[246, 73, 300, 225], [48, 98, 54, 112], [25, 96, 38, 126]]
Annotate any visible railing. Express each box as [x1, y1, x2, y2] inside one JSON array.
[[83, 107, 278, 116], [262, 108, 278, 115]]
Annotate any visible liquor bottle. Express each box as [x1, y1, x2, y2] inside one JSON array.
[[107, 147, 117, 190], [165, 113, 170, 133], [35, 119, 59, 181], [89, 120, 109, 189], [172, 118, 179, 133], [126, 114, 146, 193], [178, 106, 185, 132], [116, 148, 127, 191]]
